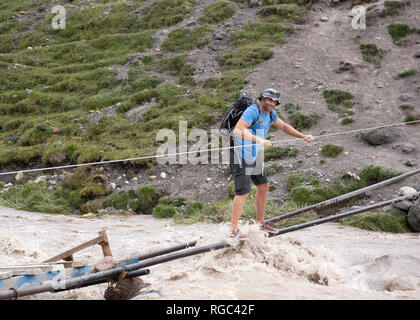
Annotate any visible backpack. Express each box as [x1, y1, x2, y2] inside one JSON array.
[[220, 96, 273, 143]]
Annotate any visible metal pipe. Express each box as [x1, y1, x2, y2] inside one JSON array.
[[265, 168, 420, 224], [120, 240, 198, 264], [0, 241, 229, 300], [268, 192, 419, 237], [52, 268, 150, 293]]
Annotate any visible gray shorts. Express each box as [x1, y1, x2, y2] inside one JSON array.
[[229, 148, 268, 195]]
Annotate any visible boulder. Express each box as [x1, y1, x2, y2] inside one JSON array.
[[392, 200, 413, 213], [125, 102, 154, 122], [393, 143, 415, 154], [399, 186, 418, 196], [15, 171, 24, 181], [248, 0, 262, 8], [356, 128, 400, 146], [407, 198, 420, 232], [88, 104, 118, 124], [3, 136, 20, 144], [404, 160, 417, 167]]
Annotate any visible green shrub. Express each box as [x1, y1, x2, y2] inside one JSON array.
[[80, 198, 104, 214], [137, 185, 160, 214], [404, 115, 415, 122], [341, 117, 354, 125], [321, 144, 343, 157], [103, 189, 140, 212], [341, 108, 354, 116], [287, 172, 305, 190], [400, 104, 414, 110], [152, 205, 177, 218], [387, 23, 415, 45], [185, 201, 204, 216], [380, 1, 408, 17], [264, 146, 298, 160], [398, 69, 416, 78], [79, 183, 112, 200], [265, 162, 283, 176], [288, 112, 321, 130], [322, 89, 353, 111], [357, 165, 400, 187], [179, 75, 197, 86], [360, 43, 386, 66]]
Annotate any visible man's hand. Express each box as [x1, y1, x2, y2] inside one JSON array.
[[303, 134, 314, 142], [262, 139, 272, 147]]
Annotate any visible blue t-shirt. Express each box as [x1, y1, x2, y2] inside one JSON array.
[[233, 104, 278, 162]]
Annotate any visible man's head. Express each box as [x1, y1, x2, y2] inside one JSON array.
[[258, 88, 281, 112]]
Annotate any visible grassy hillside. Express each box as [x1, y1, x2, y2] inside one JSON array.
[[0, 0, 313, 169]]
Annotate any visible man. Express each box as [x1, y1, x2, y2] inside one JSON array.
[[230, 88, 314, 239]]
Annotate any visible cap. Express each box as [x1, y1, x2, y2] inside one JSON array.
[[258, 88, 281, 105]]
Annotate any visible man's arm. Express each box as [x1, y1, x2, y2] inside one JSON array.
[[233, 119, 272, 147], [273, 118, 314, 142]]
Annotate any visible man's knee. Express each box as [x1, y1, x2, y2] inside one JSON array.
[[257, 182, 270, 191], [235, 192, 249, 198]]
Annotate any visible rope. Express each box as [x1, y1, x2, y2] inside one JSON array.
[[0, 120, 418, 176]]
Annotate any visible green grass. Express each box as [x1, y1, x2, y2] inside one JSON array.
[[229, 22, 289, 46], [341, 209, 410, 233], [257, 4, 306, 24], [264, 145, 299, 161], [360, 43, 386, 67], [290, 165, 400, 206], [198, 0, 236, 25], [341, 117, 354, 125], [162, 26, 212, 52], [398, 69, 417, 78], [379, 1, 408, 18], [322, 89, 354, 111], [219, 46, 274, 69], [0, 181, 74, 215], [140, 0, 196, 29], [387, 22, 420, 46], [321, 144, 343, 157], [288, 112, 321, 131], [400, 104, 414, 111]]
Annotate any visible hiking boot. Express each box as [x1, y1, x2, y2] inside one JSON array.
[[259, 222, 278, 234], [230, 228, 248, 240]]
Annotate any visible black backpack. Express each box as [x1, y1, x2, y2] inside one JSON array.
[[220, 96, 273, 142]]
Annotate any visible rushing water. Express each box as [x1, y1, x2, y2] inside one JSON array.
[[1, 206, 419, 300]]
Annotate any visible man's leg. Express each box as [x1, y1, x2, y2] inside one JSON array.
[[255, 182, 269, 223], [231, 193, 249, 231]]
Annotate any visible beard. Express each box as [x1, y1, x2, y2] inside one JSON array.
[[261, 100, 274, 113]]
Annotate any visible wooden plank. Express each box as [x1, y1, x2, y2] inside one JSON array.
[[42, 233, 108, 263], [98, 229, 112, 257], [0, 271, 13, 280], [0, 265, 55, 272]]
